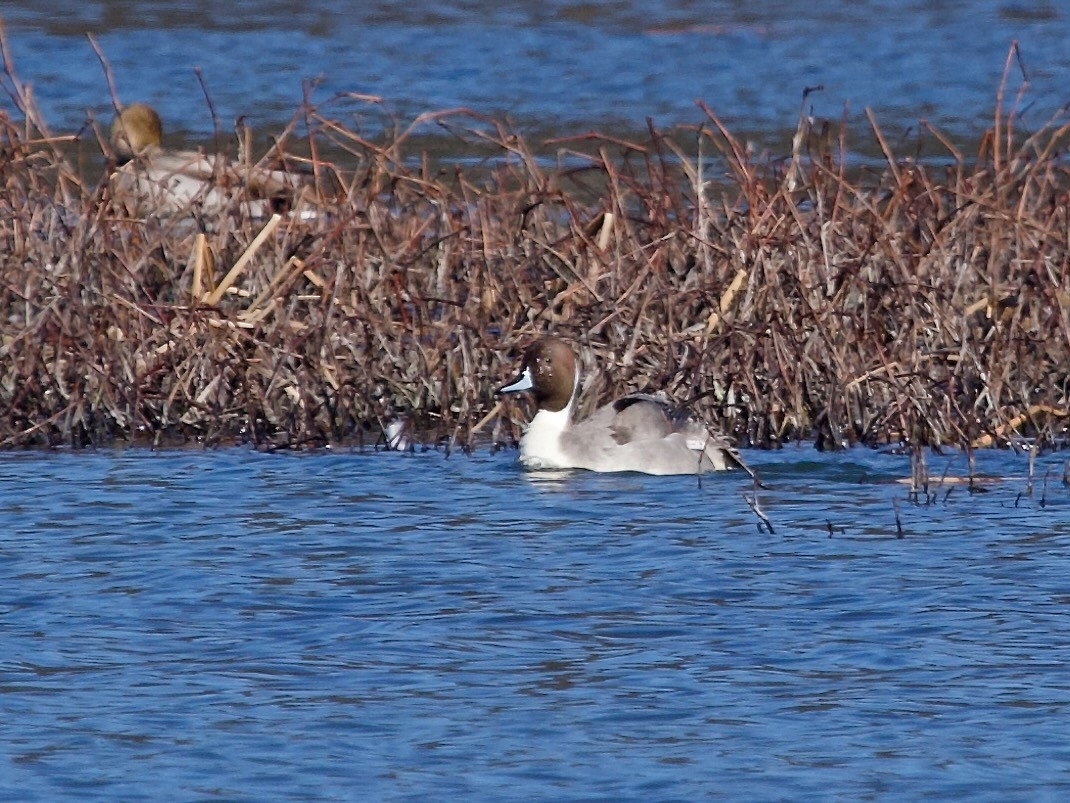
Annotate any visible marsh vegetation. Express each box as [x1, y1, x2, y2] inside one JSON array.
[[1, 41, 1068, 454]]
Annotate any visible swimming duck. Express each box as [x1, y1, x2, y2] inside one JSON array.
[[499, 336, 752, 476], [109, 102, 309, 218]]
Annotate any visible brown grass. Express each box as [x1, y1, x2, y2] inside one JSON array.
[[2, 39, 1069, 453]]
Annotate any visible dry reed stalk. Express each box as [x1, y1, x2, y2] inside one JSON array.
[[203, 214, 282, 305]]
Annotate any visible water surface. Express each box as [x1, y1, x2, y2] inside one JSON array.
[[2, 445, 1069, 799], [2, 1, 1069, 155]]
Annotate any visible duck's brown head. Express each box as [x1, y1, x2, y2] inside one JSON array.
[[498, 336, 578, 413], [110, 103, 163, 162]]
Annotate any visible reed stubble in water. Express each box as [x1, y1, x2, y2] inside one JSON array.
[[0, 40, 1068, 453]]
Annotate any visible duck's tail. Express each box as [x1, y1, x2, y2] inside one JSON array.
[[702, 431, 761, 485]]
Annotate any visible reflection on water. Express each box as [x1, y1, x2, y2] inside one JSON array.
[[1, 445, 1069, 799], [2, 1, 1069, 155]]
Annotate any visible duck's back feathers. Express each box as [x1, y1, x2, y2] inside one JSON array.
[[608, 394, 676, 444], [551, 393, 748, 476]]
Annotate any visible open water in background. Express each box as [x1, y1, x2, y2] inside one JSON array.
[[2, 445, 1070, 800], [1, 1, 1070, 158]]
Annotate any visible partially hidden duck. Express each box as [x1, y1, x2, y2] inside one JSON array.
[[109, 102, 310, 219], [499, 337, 753, 477]]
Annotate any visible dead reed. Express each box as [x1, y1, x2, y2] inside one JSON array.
[[1, 41, 1069, 453]]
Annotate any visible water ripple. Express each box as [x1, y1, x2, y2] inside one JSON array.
[[1, 445, 1069, 799]]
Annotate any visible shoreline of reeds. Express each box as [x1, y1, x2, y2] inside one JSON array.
[[2, 40, 1069, 455]]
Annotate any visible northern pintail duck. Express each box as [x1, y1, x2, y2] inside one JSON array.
[[109, 103, 311, 219], [499, 337, 752, 476]]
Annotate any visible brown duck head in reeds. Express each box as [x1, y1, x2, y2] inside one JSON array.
[[110, 102, 164, 162], [499, 336, 753, 477]]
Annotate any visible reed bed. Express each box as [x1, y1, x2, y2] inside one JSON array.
[[2, 44, 1069, 453]]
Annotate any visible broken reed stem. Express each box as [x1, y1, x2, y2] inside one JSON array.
[[971, 405, 1068, 448], [190, 233, 207, 302], [743, 488, 775, 535], [241, 256, 306, 318], [204, 213, 281, 305]]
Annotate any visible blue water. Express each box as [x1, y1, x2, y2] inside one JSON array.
[[2, 445, 1069, 799], [2, 1, 1069, 151]]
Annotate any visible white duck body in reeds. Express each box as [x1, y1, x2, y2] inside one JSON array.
[[499, 336, 753, 477], [109, 103, 308, 219]]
